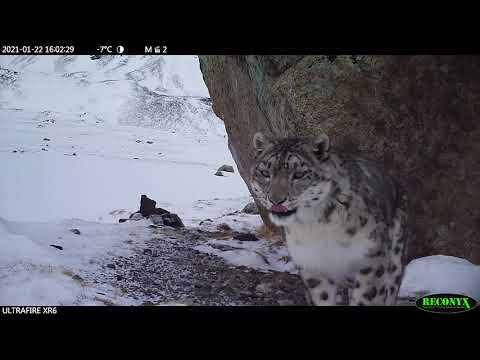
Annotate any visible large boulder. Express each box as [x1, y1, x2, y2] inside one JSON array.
[[199, 55, 480, 264]]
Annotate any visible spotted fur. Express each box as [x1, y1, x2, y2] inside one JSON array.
[[250, 132, 410, 306]]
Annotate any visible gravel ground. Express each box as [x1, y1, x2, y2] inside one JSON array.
[[91, 223, 415, 306], [96, 225, 308, 306]]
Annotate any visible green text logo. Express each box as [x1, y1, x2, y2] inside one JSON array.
[[416, 293, 478, 314]]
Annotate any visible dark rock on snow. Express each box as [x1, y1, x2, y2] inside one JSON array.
[[139, 195, 168, 217], [129, 213, 144, 221], [217, 223, 232, 232], [122, 195, 184, 228], [217, 164, 234, 173], [161, 213, 184, 228], [140, 194, 157, 217], [233, 233, 259, 242]]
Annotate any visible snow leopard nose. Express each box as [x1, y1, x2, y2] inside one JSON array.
[[269, 195, 287, 206], [269, 178, 289, 205]]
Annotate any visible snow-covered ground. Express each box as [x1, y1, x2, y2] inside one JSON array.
[[0, 55, 479, 305], [0, 55, 252, 305]]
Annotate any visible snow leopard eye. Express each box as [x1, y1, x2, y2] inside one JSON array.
[[260, 170, 270, 178], [293, 171, 306, 180]]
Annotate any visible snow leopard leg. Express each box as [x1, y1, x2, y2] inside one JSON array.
[[349, 206, 408, 306], [300, 270, 338, 306], [384, 202, 409, 305], [349, 261, 389, 306]]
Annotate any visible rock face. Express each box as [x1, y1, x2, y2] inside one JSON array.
[[199, 55, 480, 264]]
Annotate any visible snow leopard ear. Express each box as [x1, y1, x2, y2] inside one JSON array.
[[312, 133, 330, 160], [253, 132, 268, 155]]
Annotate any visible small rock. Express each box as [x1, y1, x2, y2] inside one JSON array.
[[153, 207, 169, 216], [150, 214, 164, 226], [12, 150, 17, 153], [143, 249, 153, 256], [50, 244, 63, 250], [72, 274, 84, 281], [146, 141, 154, 144], [217, 164, 234, 173], [210, 243, 244, 252], [242, 202, 259, 214], [136, 140, 142, 143], [140, 195, 157, 217], [233, 233, 259, 242], [214, 171, 224, 176], [255, 283, 272, 293], [41, 148, 47, 151], [129, 213, 144, 221], [161, 213, 184, 228], [72, 153, 77, 156], [133, 157, 139, 160], [70, 229, 81, 235], [106, 263, 116, 269], [199, 218, 213, 225], [217, 223, 232, 232], [43, 138, 50, 141], [118, 218, 128, 223]]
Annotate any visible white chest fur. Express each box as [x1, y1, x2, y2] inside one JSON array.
[[285, 217, 372, 281]]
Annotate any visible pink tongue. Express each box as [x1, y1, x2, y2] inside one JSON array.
[[271, 204, 288, 213]]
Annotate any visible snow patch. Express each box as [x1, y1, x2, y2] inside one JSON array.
[[399, 255, 480, 301]]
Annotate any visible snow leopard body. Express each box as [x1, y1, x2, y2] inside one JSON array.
[[250, 132, 410, 305]]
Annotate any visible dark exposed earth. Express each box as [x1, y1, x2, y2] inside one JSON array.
[[94, 225, 309, 306]]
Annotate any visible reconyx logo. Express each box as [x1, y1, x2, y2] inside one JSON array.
[[416, 293, 478, 314]]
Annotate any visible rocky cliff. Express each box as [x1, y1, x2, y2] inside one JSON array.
[[199, 55, 480, 264]]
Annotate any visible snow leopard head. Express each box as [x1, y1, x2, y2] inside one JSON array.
[[250, 132, 334, 226]]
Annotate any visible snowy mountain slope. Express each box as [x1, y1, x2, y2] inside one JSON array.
[[0, 107, 246, 223], [0, 55, 208, 97], [0, 55, 221, 135]]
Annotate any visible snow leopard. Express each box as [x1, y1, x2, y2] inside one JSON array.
[[250, 132, 410, 305]]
